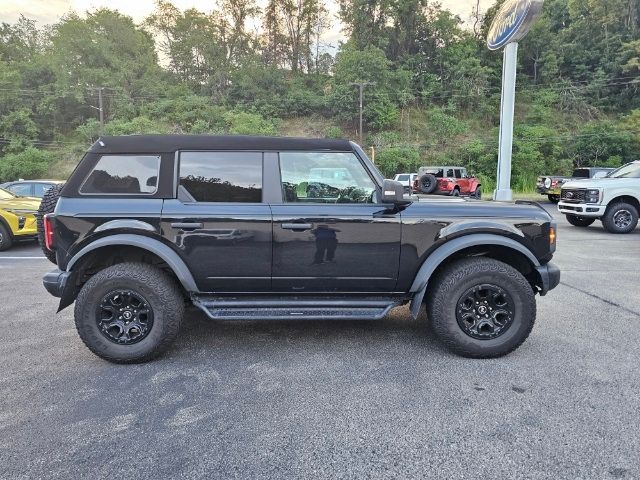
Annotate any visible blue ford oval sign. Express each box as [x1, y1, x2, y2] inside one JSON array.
[[487, 0, 544, 50]]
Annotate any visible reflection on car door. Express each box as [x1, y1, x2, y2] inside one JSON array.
[[271, 151, 401, 292], [161, 151, 272, 292]]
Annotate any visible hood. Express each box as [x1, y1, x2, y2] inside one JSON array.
[[405, 197, 552, 222], [0, 196, 41, 212], [562, 177, 637, 190]]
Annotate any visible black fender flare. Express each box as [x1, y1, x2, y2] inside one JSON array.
[[408, 234, 540, 319], [66, 233, 198, 292]]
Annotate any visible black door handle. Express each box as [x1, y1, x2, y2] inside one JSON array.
[[281, 223, 313, 231], [171, 222, 203, 230]]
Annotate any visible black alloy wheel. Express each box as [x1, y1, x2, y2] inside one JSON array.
[[97, 289, 154, 345], [456, 284, 515, 340]]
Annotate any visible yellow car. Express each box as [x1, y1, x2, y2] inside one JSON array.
[[0, 188, 41, 251]]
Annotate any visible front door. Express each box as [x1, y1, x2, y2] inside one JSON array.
[[271, 151, 401, 292], [161, 151, 272, 292]]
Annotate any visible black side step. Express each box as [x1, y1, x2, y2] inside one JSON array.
[[192, 295, 402, 321]]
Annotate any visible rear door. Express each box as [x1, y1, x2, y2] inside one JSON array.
[[270, 151, 401, 292], [161, 151, 272, 292]]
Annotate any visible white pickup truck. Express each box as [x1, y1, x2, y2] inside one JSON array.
[[558, 161, 640, 234]]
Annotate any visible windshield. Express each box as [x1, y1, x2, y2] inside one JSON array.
[[606, 162, 640, 179], [0, 188, 17, 200]]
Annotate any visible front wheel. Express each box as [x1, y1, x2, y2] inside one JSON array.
[[0, 223, 12, 251], [473, 187, 482, 200], [548, 194, 560, 204], [74, 262, 185, 363], [566, 214, 595, 227], [426, 257, 536, 358], [602, 202, 638, 234]]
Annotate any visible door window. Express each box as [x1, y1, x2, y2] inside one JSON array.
[[446, 169, 454, 178], [454, 169, 463, 179], [179, 151, 262, 203], [280, 152, 377, 204], [7, 183, 32, 196]]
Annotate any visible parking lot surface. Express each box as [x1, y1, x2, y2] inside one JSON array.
[[1, 204, 639, 479]]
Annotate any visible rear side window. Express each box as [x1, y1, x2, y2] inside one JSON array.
[[179, 151, 262, 203], [81, 155, 160, 194]]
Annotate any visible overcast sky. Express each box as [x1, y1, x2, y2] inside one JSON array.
[[0, 0, 496, 47]]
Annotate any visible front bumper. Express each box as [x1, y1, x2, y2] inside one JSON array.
[[535, 262, 560, 296], [558, 202, 606, 217]]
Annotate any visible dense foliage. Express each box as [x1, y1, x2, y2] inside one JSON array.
[[1, 0, 639, 190]]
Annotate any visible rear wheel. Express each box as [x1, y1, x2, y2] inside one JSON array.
[[548, 194, 560, 203], [0, 223, 13, 251], [74, 262, 184, 363], [602, 202, 638, 234], [37, 184, 64, 264], [565, 214, 595, 227], [427, 257, 536, 358], [419, 174, 438, 194]]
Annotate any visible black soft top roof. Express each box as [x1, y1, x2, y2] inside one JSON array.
[[88, 135, 354, 154]]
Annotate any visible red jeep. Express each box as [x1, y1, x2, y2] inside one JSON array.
[[412, 166, 481, 199]]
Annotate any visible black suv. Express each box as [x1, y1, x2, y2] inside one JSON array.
[[42, 135, 560, 363]]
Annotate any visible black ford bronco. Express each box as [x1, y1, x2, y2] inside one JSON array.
[[41, 135, 560, 363]]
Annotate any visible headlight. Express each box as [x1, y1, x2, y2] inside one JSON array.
[[544, 178, 551, 188], [585, 189, 600, 203]]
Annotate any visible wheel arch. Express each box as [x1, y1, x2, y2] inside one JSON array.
[[408, 234, 541, 319], [67, 234, 198, 291], [608, 195, 640, 211]]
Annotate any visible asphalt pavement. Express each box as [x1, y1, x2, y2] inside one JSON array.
[[1, 204, 639, 479]]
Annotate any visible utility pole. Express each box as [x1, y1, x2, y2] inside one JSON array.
[[90, 87, 105, 134], [349, 82, 375, 144]]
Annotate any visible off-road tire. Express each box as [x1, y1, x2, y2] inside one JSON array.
[[565, 214, 595, 227], [419, 174, 438, 194], [0, 223, 12, 251], [451, 188, 460, 197], [74, 262, 184, 363], [548, 194, 560, 204], [602, 202, 638, 234], [36, 184, 64, 264], [426, 257, 536, 358], [473, 187, 482, 200]]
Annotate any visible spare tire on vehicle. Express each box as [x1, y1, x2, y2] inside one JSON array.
[[37, 184, 64, 264], [419, 174, 438, 194]]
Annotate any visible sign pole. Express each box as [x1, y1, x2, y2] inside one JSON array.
[[494, 42, 518, 202]]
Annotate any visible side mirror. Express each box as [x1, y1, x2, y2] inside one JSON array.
[[381, 179, 406, 203]]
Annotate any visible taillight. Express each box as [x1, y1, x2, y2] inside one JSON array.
[[43, 214, 54, 251], [551, 180, 558, 187]]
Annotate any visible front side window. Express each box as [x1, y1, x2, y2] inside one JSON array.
[[280, 152, 377, 204], [179, 151, 262, 203], [608, 162, 640, 179], [34, 183, 52, 197], [81, 155, 160, 194]]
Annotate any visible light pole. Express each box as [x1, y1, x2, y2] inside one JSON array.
[[487, 0, 544, 201], [349, 82, 375, 144]]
